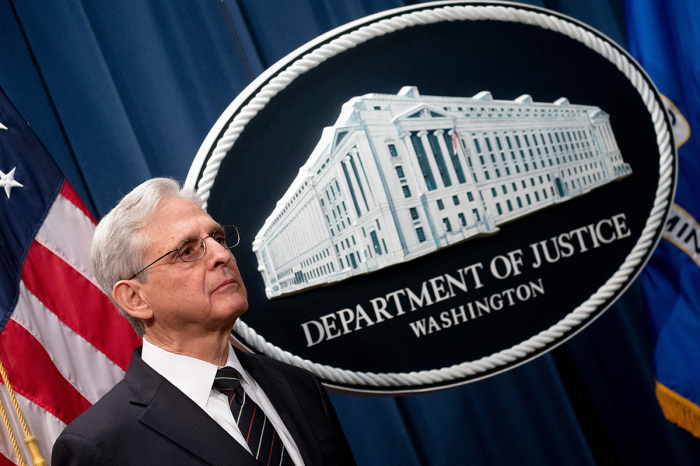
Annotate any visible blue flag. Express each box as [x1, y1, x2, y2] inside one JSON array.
[[626, 0, 700, 437]]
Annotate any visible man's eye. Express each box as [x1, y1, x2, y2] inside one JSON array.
[[179, 239, 201, 259], [212, 229, 227, 244]]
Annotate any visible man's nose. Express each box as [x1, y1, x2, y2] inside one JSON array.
[[205, 237, 232, 266]]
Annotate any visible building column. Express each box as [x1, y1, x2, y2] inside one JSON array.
[[342, 155, 363, 218], [419, 130, 444, 189], [348, 148, 371, 211], [435, 129, 461, 185], [401, 131, 431, 194]]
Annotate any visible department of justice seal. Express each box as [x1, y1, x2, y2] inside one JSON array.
[[186, 1, 675, 394]]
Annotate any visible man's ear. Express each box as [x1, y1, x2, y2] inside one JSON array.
[[113, 280, 154, 321]]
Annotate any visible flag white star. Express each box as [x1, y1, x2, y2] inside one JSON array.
[[0, 121, 7, 130], [0, 167, 23, 198]]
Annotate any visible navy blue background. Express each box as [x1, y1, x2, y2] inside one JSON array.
[[1, 1, 698, 464]]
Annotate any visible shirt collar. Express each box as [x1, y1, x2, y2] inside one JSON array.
[[141, 338, 248, 408]]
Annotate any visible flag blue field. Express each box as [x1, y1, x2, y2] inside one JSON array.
[[626, 0, 700, 437]]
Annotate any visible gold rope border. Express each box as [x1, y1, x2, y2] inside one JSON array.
[[0, 392, 25, 466], [0, 361, 46, 465]]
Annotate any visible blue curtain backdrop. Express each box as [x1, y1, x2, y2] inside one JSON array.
[[1, 0, 698, 464]]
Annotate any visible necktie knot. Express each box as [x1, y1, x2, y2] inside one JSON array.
[[213, 367, 242, 393]]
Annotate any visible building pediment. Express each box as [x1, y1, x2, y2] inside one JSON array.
[[333, 129, 350, 150], [395, 104, 452, 121], [589, 109, 610, 120]]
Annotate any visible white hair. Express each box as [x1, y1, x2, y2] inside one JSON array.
[[90, 178, 203, 337]]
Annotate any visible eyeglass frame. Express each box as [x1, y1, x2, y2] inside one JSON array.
[[128, 224, 240, 280]]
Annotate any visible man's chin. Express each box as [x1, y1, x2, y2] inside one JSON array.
[[229, 298, 249, 319], [233, 306, 248, 319]]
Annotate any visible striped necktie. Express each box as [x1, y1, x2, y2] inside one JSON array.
[[213, 367, 294, 466]]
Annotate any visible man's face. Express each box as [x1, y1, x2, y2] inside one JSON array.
[[136, 197, 248, 341]]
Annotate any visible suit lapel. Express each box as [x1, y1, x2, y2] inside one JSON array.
[[125, 349, 259, 466], [238, 350, 323, 466]]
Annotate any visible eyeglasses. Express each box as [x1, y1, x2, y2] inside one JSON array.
[[129, 225, 240, 279]]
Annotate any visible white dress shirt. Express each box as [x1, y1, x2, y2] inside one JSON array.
[[141, 338, 304, 465]]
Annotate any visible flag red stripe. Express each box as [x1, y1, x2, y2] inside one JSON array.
[[13, 283, 125, 404], [0, 452, 16, 466], [60, 181, 96, 225], [21, 241, 139, 370], [0, 321, 90, 425]]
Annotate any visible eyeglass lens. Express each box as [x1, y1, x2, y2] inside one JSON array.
[[176, 226, 238, 262]]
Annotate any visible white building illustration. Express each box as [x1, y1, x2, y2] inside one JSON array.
[[252, 87, 631, 299]]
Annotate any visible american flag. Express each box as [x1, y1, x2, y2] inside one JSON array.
[[452, 125, 459, 153], [0, 86, 140, 464]]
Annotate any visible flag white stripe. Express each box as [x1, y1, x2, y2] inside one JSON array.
[[0, 389, 65, 465], [12, 284, 125, 404], [35, 193, 99, 289]]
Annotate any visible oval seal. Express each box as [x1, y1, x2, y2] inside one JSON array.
[[186, 1, 676, 394]]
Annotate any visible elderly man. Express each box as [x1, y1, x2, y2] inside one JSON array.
[[52, 178, 355, 465]]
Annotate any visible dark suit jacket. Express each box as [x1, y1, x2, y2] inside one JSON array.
[[52, 347, 356, 465]]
